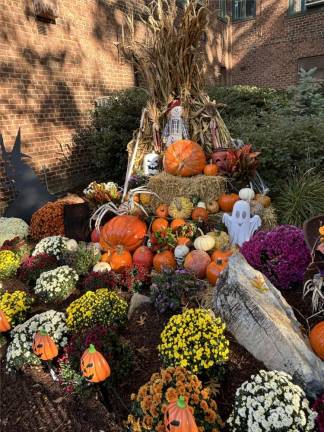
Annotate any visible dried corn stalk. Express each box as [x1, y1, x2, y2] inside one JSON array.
[[32, 0, 58, 18], [121, 0, 232, 168]]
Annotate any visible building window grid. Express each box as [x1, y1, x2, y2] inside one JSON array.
[[218, 0, 227, 19], [232, 0, 256, 21], [289, 0, 306, 14]]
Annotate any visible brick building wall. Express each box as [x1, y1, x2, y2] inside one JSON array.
[[0, 0, 145, 215], [215, 0, 324, 88]]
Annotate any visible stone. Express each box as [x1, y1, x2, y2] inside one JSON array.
[[213, 253, 324, 395], [128, 293, 151, 319]]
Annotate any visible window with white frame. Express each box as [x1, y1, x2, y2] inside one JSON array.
[[219, 0, 227, 19]]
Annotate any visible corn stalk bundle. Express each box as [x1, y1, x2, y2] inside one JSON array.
[[121, 0, 232, 171]]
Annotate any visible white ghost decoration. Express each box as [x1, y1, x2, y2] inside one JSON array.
[[222, 200, 261, 247]]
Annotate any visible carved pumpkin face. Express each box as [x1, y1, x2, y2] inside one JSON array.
[[32, 329, 58, 361], [80, 344, 111, 383], [164, 396, 199, 432]]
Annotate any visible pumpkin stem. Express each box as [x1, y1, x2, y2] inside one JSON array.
[[88, 344, 96, 353], [176, 396, 187, 409], [216, 259, 223, 265], [39, 328, 48, 336]]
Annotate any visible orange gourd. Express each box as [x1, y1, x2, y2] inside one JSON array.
[[156, 204, 169, 218], [177, 236, 191, 246], [184, 250, 211, 278], [153, 250, 176, 272], [206, 260, 226, 285], [309, 321, 324, 360], [133, 246, 154, 268], [204, 164, 219, 176], [211, 250, 232, 263], [110, 247, 133, 272], [32, 329, 58, 361], [80, 344, 111, 383], [191, 208, 209, 223], [100, 215, 147, 252], [164, 396, 198, 432], [152, 218, 169, 233], [101, 249, 114, 263], [163, 140, 206, 177], [218, 193, 239, 212], [0, 310, 11, 333], [170, 219, 186, 231]]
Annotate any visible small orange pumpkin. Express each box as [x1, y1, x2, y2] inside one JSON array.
[[211, 249, 232, 263], [170, 218, 186, 231], [156, 204, 169, 218], [133, 194, 140, 203], [164, 395, 198, 432], [206, 259, 227, 285], [101, 249, 114, 263], [177, 236, 191, 246], [133, 246, 154, 268], [153, 250, 177, 272], [80, 344, 111, 383], [255, 194, 271, 208], [152, 218, 169, 233], [204, 164, 219, 176], [110, 247, 133, 272], [191, 208, 209, 223], [184, 250, 211, 278], [218, 193, 239, 212], [309, 321, 324, 360], [0, 310, 11, 333], [163, 140, 206, 177], [32, 329, 58, 361]]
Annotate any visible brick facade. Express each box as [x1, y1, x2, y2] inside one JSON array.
[[212, 0, 324, 88], [0, 0, 145, 215]]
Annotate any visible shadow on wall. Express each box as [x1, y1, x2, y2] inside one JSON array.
[[0, 0, 145, 215]]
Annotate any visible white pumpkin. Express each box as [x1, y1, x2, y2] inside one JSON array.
[[239, 188, 255, 202], [194, 235, 215, 252], [93, 262, 111, 272], [197, 201, 206, 209], [174, 245, 190, 259], [66, 239, 79, 252]]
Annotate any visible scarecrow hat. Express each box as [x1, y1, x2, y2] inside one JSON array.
[[166, 99, 181, 115]]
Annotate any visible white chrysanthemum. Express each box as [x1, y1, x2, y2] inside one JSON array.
[[0, 217, 29, 246]]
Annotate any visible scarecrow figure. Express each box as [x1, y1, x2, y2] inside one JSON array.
[[162, 99, 189, 148], [223, 200, 261, 247]]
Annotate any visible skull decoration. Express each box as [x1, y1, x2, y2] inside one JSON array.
[[222, 200, 261, 247]]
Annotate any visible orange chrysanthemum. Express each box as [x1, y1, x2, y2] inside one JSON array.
[[165, 387, 178, 403]]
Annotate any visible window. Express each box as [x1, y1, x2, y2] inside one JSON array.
[[232, 0, 256, 21], [218, 0, 227, 19], [288, 0, 306, 14]]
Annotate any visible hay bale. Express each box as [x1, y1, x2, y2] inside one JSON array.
[[147, 172, 227, 209], [261, 205, 277, 231]]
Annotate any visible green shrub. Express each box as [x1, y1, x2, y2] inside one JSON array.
[[226, 113, 324, 194], [74, 88, 148, 183], [275, 168, 324, 226]]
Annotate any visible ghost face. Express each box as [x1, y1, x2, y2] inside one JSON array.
[[170, 106, 183, 119], [233, 201, 250, 228]]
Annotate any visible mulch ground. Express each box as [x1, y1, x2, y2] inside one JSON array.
[[0, 284, 315, 432]]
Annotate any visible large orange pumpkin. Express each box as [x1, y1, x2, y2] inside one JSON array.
[[218, 193, 239, 212], [170, 218, 186, 231], [32, 330, 58, 361], [309, 321, 324, 360], [80, 344, 111, 383], [0, 310, 11, 333], [110, 247, 133, 272], [164, 396, 198, 432], [191, 208, 209, 223], [133, 246, 154, 268], [184, 250, 211, 278], [152, 218, 169, 233], [204, 164, 219, 176], [163, 140, 206, 177], [100, 215, 147, 252], [153, 250, 176, 272], [156, 204, 169, 218]]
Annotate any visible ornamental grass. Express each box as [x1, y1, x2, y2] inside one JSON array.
[[127, 366, 223, 432], [158, 308, 229, 377]]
